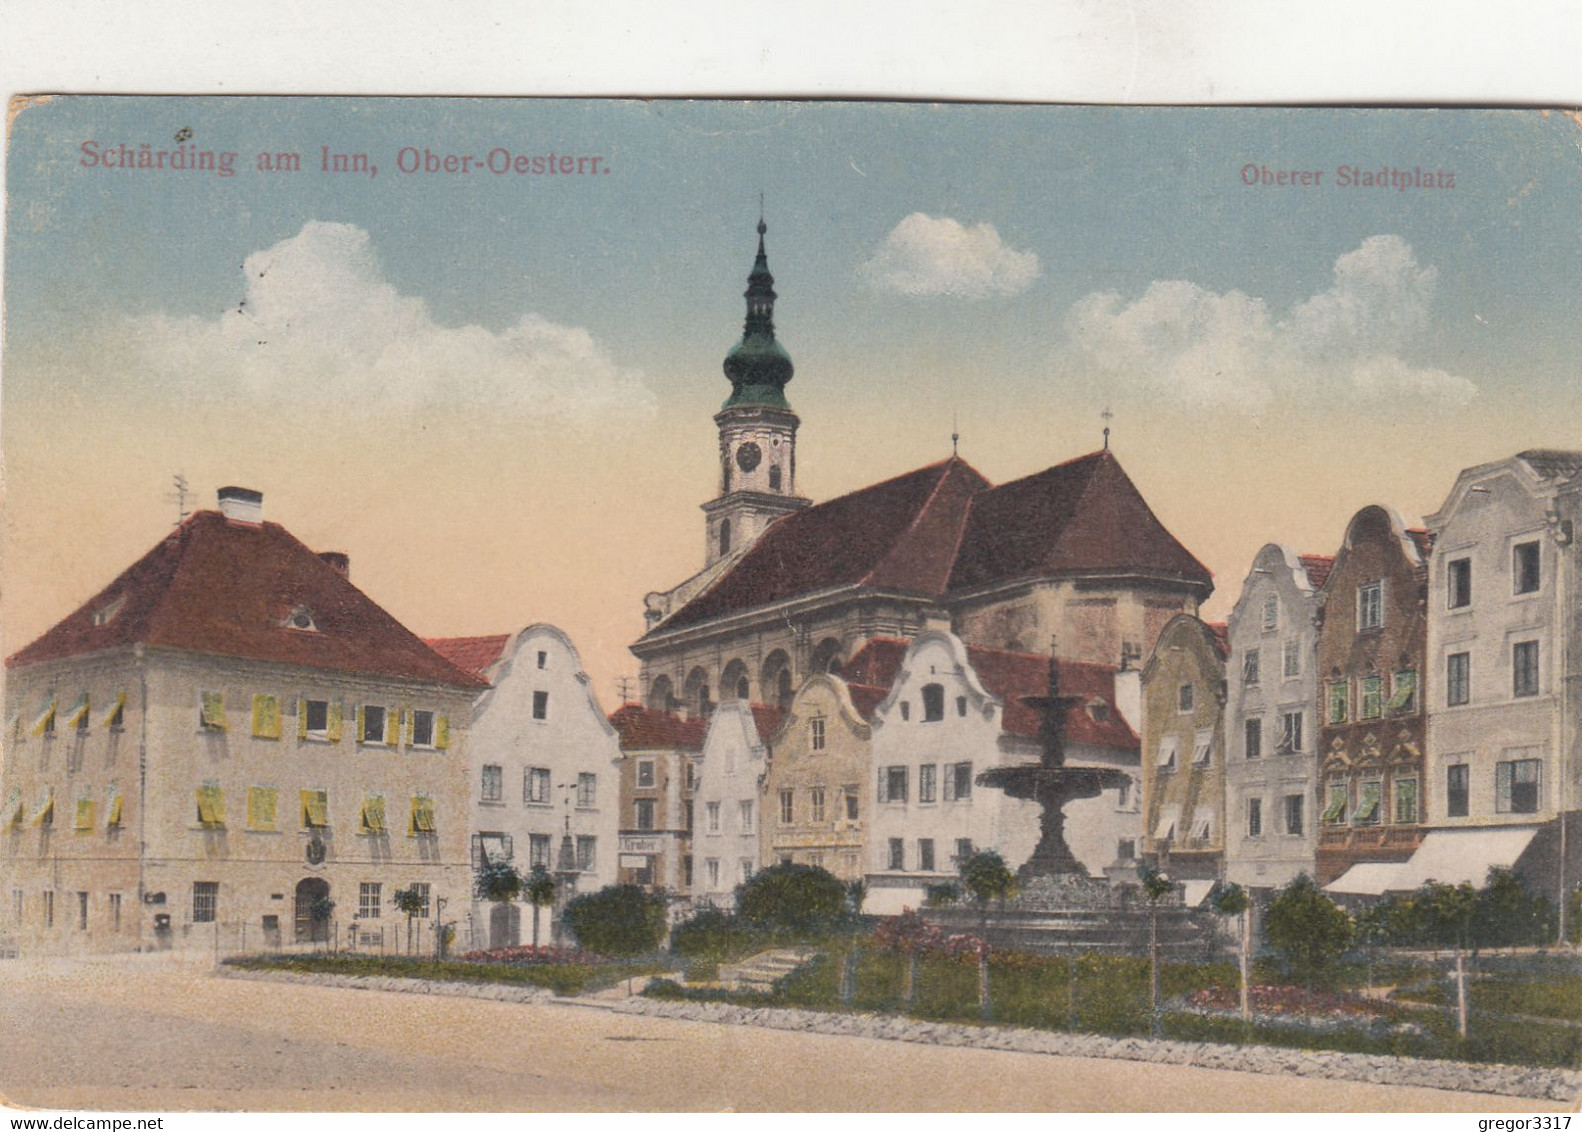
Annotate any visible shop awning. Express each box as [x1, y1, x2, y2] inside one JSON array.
[[1392, 828, 1538, 890], [1324, 861, 1410, 896], [862, 886, 926, 916]]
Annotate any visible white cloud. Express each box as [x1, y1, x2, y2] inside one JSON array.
[[1062, 235, 1476, 410], [120, 221, 654, 422], [859, 213, 1041, 299]]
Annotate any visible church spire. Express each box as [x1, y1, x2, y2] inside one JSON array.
[[723, 214, 794, 409]]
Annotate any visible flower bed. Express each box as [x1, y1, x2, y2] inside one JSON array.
[[1185, 985, 1397, 1018], [458, 944, 602, 965]]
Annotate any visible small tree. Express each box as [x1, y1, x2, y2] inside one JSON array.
[[523, 866, 557, 949], [958, 850, 1016, 927], [1208, 880, 1251, 1022], [391, 887, 425, 954], [475, 860, 524, 947], [308, 895, 335, 949], [1136, 862, 1173, 1036], [736, 862, 848, 935], [1263, 874, 1353, 988], [563, 885, 669, 957]]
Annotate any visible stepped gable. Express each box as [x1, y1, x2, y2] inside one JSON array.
[[654, 458, 991, 632], [963, 645, 1139, 750], [424, 634, 511, 680], [947, 449, 1213, 596], [1299, 553, 1335, 591], [609, 703, 707, 751], [7, 510, 486, 688]]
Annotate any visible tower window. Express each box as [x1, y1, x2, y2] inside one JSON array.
[[768, 465, 782, 491], [719, 519, 731, 557]]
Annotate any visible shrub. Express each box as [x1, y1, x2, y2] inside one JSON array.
[[474, 860, 524, 904], [959, 851, 1016, 910], [563, 885, 669, 957], [1263, 874, 1354, 985], [736, 863, 849, 933]]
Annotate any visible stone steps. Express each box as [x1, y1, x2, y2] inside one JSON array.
[[717, 947, 820, 992]]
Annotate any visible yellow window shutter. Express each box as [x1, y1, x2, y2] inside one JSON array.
[[32, 790, 54, 827], [74, 799, 96, 832], [361, 795, 386, 835], [106, 791, 123, 828], [404, 710, 415, 746], [30, 700, 56, 736], [3, 789, 22, 830], [200, 691, 227, 731], [197, 784, 225, 828], [326, 701, 343, 742], [99, 692, 126, 729], [248, 786, 277, 830], [252, 694, 282, 739], [355, 705, 366, 744], [411, 796, 435, 834], [297, 699, 308, 740], [62, 695, 90, 729], [435, 714, 450, 750], [385, 709, 400, 747], [301, 789, 328, 828]]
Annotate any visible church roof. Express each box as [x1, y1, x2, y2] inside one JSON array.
[[947, 449, 1213, 595], [8, 510, 487, 688], [748, 703, 785, 743], [423, 634, 512, 679], [609, 703, 707, 751], [656, 458, 991, 632]]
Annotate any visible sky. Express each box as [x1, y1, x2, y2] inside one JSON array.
[[4, 98, 1581, 707]]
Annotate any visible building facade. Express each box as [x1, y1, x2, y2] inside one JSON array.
[[1314, 506, 1432, 889], [609, 705, 704, 899], [690, 700, 779, 907], [1140, 615, 1229, 885], [427, 625, 622, 949], [1223, 544, 1330, 892], [2, 489, 482, 954]]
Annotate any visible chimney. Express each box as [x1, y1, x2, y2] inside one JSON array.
[[217, 486, 263, 524], [318, 551, 350, 579]]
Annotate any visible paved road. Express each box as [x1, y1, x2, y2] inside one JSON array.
[[0, 955, 1568, 1112]]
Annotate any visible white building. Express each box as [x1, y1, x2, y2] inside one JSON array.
[[1223, 544, 1330, 892], [427, 625, 622, 949], [863, 632, 1141, 914], [690, 700, 780, 906]]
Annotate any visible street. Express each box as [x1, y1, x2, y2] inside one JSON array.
[[0, 954, 1568, 1112]]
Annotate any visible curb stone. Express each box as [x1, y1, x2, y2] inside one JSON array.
[[215, 965, 558, 1005]]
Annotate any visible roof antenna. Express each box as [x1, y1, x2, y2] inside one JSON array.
[[164, 472, 191, 527], [1101, 406, 1113, 451], [951, 411, 960, 457]]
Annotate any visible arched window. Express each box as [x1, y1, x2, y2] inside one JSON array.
[[646, 676, 674, 712], [720, 659, 750, 702], [810, 637, 844, 677], [682, 668, 712, 719], [719, 519, 732, 557], [761, 650, 793, 710]]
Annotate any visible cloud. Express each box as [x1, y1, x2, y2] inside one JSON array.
[[859, 213, 1041, 299], [119, 221, 654, 423], [1062, 235, 1476, 410]]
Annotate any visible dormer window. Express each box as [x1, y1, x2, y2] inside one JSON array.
[[281, 605, 317, 631], [92, 595, 127, 627], [1088, 699, 1110, 723]]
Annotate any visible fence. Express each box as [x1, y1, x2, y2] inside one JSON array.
[[203, 914, 460, 963]]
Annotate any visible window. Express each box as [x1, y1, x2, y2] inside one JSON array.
[[1361, 675, 1383, 720], [102, 693, 126, 730], [878, 766, 908, 804], [1153, 807, 1179, 842], [683, 763, 697, 792], [192, 882, 218, 924], [739, 800, 754, 832], [13, 888, 24, 925], [1282, 639, 1301, 679], [1447, 652, 1471, 706], [481, 765, 503, 802], [524, 767, 551, 805], [918, 763, 937, 803], [706, 858, 721, 888], [1279, 711, 1304, 754], [537, 650, 548, 669], [43, 890, 54, 929], [1246, 797, 1262, 837], [1358, 581, 1383, 631], [251, 694, 282, 739], [301, 789, 329, 829], [1327, 681, 1348, 725], [1178, 683, 1195, 713], [577, 773, 597, 808], [199, 691, 227, 732], [1190, 808, 1213, 841], [706, 801, 721, 833], [1496, 758, 1541, 814], [1513, 641, 1540, 698], [922, 684, 945, 722], [410, 709, 435, 747], [1447, 764, 1470, 817], [1448, 557, 1472, 609], [108, 892, 122, 931], [947, 762, 973, 801], [1514, 541, 1541, 595], [1352, 781, 1383, 825], [1244, 718, 1262, 760], [1262, 594, 1279, 631], [1284, 794, 1305, 836], [955, 838, 974, 863], [810, 717, 826, 750], [899, 702, 910, 722], [843, 789, 859, 821], [779, 790, 794, 825], [73, 798, 95, 833], [361, 705, 387, 744], [1191, 730, 1213, 765], [636, 760, 655, 788], [76, 891, 88, 931], [1242, 649, 1261, 687], [810, 788, 825, 822], [196, 783, 226, 829], [576, 836, 596, 871], [247, 786, 278, 830], [1117, 778, 1132, 809], [635, 799, 656, 831], [358, 882, 381, 919], [1322, 782, 1348, 826], [409, 883, 431, 918], [472, 832, 513, 868], [956, 696, 968, 717], [532, 690, 549, 720], [1156, 735, 1179, 771], [302, 698, 331, 738], [918, 839, 936, 871], [410, 796, 436, 835], [529, 833, 551, 868], [888, 838, 904, 870], [769, 465, 782, 491], [1394, 777, 1419, 824], [1388, 670, 1418, 715], [359, 796, 387, 835], [1116, 839, 1136, 861]]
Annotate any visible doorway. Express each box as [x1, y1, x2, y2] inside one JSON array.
[[295, 877, 331, 942]]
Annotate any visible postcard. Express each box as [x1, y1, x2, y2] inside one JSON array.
[[1, 97, 1579, 1114]]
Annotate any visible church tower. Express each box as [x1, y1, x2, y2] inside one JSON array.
[[702, 216, 810, 566]]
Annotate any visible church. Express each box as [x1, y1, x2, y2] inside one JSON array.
[[631, 219, 1216, 714]]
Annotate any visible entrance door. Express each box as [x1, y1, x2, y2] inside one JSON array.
[[295, 877, 331, 942], [488, 902, 520, 949]]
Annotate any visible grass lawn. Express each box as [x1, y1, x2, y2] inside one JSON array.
[[225, 952, 673, 996], [1394, 971, 1582, 1024]]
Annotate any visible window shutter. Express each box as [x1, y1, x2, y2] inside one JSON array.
[[435, 714, 450, 750], [385, 709, 400, 747], [355, 705, 366, 742], [404, 710, 415, 745], [942, 766, 956, 802], [298, 699, 309, 740], [1496, 764, 1512, 812], [326, 701, 343, 743], [876, 768, 888, 804]]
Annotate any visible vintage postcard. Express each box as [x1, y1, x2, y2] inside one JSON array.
[[1, 97, 1579, 1114]]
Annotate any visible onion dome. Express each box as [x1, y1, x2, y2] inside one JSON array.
[[723, 217, 794, 409]]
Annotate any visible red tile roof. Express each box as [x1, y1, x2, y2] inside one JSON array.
[[839, 637, 910, 690], [655, 458, 992, 632], [1206, 622, 1231, 659], [948, 450, 1213, 595], [7, 510, 486, 688], [1299, 554, 1335, 591], [424, 634, 511, 679], [847, 684, 891, 721], [748, 703, 785, 743], [963, 645, 1139, 750], [609, 703, 707, 751]]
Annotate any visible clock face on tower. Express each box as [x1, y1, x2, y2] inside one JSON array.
[[735, 441, 762, 472]]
